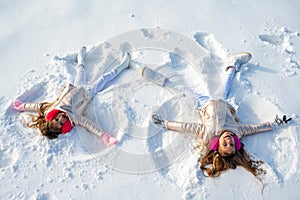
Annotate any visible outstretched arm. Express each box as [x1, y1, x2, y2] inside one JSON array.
[[13, 99, 42, 112], [166, 120, 205, 136], [152, 114, 204, 136], [73, 115, 118, 146], [24, 102, 43, 112], [238, 121, 273, 137], [238, 115, 292, 137], [73, 115, 105, 137]]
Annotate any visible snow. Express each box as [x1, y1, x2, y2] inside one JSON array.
[[1, 0, 300, 199]]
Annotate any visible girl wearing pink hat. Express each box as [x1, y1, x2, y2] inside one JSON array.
[[144, 52, 292, 180], [13, 47, 130, 146]]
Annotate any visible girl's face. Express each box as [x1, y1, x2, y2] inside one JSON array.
[[51, 112, 67, 130], [218, 132, 236, 156]]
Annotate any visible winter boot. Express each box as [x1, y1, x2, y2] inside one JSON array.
[[114, 53, 131, 74], [142, 67, 167, 86], [227, 52, 252, 72], [77, 46, 87, 66]]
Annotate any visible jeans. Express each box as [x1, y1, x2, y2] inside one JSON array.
[[195, 67, 236, 107]]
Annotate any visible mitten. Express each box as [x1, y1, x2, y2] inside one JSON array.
[[274, 114, 292, 126], [12, 100, 25, 111], [152, 114, 166, 128], [100, 132, 118, 146]]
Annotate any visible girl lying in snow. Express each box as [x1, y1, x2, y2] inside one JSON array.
[[13, 47, 131, 146], [143, 52, 292, 179]]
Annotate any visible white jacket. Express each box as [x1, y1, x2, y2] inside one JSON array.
[[166, 99, 273, 155], [24, 83, 104, 137]]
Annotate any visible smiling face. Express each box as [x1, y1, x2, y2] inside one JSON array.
[[51, 112, 68, 130], [218, 131, 236, 157]]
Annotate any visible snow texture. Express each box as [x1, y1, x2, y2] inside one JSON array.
[[0, 0, 300, 199]]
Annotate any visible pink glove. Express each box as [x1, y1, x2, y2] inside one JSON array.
[[13, 100, 25, 111], [100, 132, 118, 146]]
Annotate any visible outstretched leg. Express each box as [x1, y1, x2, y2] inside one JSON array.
[[142, 67, 210, 107], [223, 52, 252, 100], [74, 47, 87, 87], [223, 67, 236, 100], [89, 53, 131, 96], [166, 80, 210, 107]]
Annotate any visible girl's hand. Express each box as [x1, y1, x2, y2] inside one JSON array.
[[12, 99, 25, 111], [152, 114, 166, 128], [100, 132, 118, 146], [274, 114, 292, 126]]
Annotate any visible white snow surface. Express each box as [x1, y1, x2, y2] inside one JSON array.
[[1, 0, 300, 199]]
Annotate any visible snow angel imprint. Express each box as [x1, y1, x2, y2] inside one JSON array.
[[13, 47, 131, 146], [142, 52, 292, 180]]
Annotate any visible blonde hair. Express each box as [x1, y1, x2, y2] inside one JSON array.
[[199, 144, 265, 178], [26, 102, 62, 139]]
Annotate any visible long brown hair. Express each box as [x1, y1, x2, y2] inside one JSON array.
[[199, 144, 265, 178], [26, 102, 62, 139]]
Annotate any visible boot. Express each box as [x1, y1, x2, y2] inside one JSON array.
[[142, 67, 167, 86], [114, 53, 131, 74], [227, 52, 252, 72], [77, 46, 87, 66]]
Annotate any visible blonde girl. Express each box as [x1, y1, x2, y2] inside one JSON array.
[[143, 52, 292, 178], [13, 47, 131, 146]]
